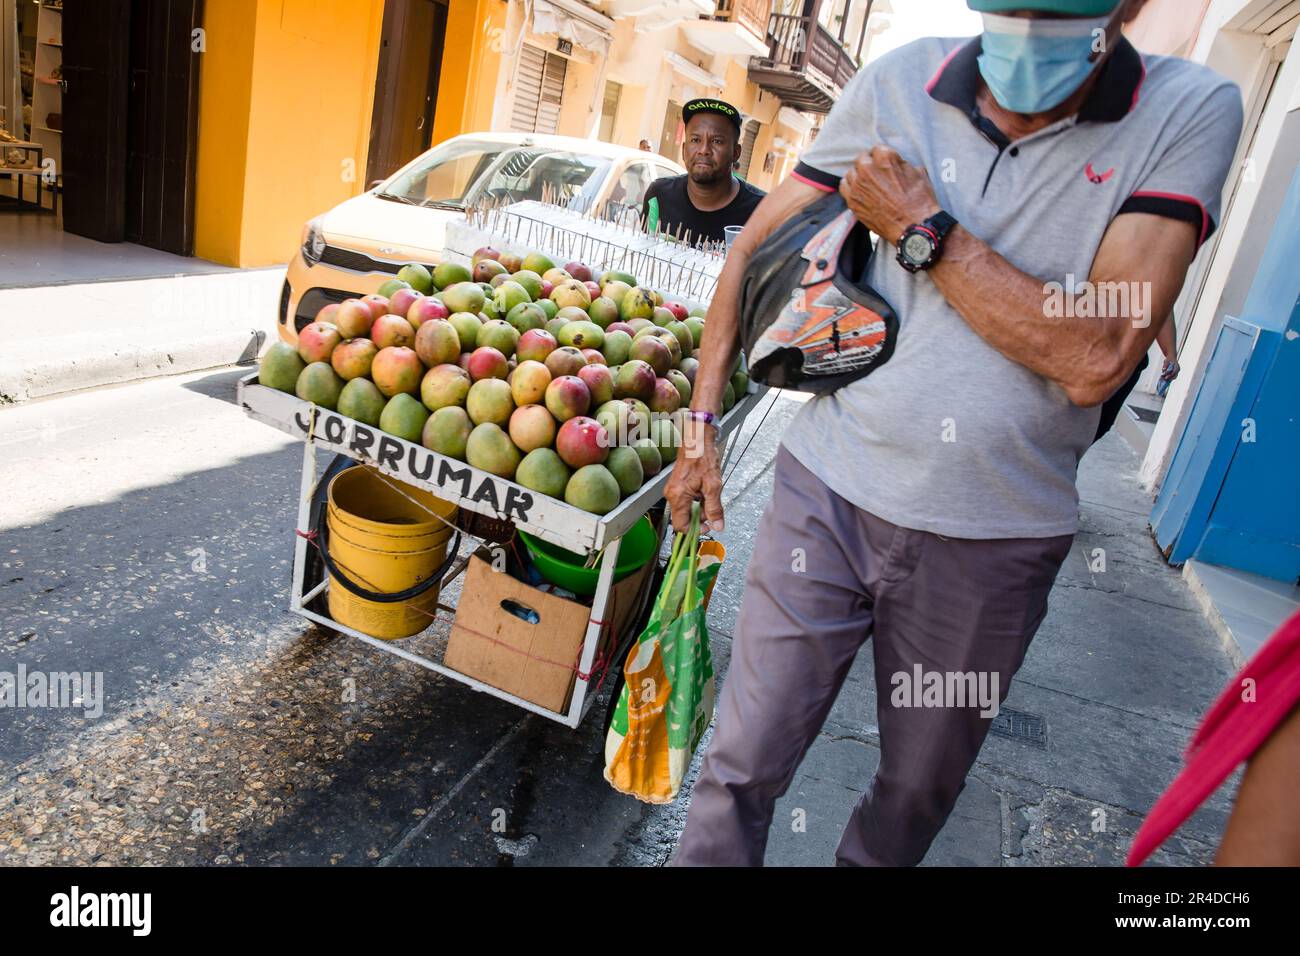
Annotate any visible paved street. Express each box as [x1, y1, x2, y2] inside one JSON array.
[[0, 367, 1238, 866]]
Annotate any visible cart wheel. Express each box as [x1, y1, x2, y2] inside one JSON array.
[[297, 454, 354, 634], [300, 542, 337, 634]]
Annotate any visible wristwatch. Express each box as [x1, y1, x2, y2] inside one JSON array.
[[897, 211, 958, 273]]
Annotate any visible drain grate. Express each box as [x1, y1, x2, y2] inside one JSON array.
[[990, 708, 1047, 748]]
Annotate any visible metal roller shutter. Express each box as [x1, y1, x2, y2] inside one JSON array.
[[511, 44, 545, 132], [538, 50, 565, 134], [511, 43, 567, 135], [738, 120, 760, 179]]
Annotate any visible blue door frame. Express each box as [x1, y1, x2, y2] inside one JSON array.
[[1152, 161, 1300, 583]]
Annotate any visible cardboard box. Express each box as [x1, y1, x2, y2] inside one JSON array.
[[445, 550, 657, 714]]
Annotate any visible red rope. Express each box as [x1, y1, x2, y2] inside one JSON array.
[[576, 589, 620, 691], [451, 620, 580, 670], [577, 645, 611, 687]]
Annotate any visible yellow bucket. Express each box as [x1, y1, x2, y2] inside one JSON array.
[[325, 467, 458, 640]]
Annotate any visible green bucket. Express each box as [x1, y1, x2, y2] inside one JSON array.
[[519, 516, 658, 596]]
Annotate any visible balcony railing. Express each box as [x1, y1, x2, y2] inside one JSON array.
[[748, 10, 859, 113], [709, 0, 770, 41]]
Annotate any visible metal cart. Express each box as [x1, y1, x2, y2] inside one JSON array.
[[237, 372, 766, 728]]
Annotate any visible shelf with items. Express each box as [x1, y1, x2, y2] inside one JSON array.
[[30, 0, 63, 175], [0, 140, 53, 212]]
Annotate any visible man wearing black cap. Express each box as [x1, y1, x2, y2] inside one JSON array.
[[641, 98, 765, 246]]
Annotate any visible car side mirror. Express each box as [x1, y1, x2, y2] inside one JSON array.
[[368, 180, 385, 190]]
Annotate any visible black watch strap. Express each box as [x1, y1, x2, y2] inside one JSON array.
[[926, 211, 958, 242]]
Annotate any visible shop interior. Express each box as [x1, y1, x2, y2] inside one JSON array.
[[0, 0, 58, 213], [0, 0, 224, 288]]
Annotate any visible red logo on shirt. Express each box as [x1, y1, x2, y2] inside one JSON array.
[[1086, 162, 1115, 184]]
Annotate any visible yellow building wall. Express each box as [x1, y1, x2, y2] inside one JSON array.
[[242, 0, 386, 266], [748, 122, 779, 191], [193, 0, 257, 267], [610, 83, 648, 150], [556, 54, 600, 138], [193, 0, 809, 266], [721, 59, 786, 190], [195, 0, 386, 268], [431, 0, 508, 146], [598, 26, 803, 180]]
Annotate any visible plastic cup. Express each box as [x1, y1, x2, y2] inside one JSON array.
[[724, 225, 743, 250]]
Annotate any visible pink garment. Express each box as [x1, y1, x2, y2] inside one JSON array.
[[1127, 610, 1300, 866]]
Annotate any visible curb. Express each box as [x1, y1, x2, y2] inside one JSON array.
[[1183, 560, 1247, 668], [0, 329, 268, 406]]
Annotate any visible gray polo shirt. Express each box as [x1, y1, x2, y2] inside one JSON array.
[[780, 35, 1242, 538]]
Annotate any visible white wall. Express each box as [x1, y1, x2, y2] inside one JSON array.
[[1139, 0, 1300, 491]]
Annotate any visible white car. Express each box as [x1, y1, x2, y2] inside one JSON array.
[[280, 131, 685, 345]]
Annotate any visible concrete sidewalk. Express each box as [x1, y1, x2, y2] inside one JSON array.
[[674, 394, 1238, 866], [0, 269, 283, 405]]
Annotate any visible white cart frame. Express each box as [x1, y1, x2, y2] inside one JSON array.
[[238, 372, 766, 728]]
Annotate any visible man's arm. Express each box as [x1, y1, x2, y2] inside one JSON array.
[[1156, 313, 1176, 360], [664, 175, 825, 531], [839, 146, 1200, 407], [1154, 312, 1182, 385], [1215, 703, 1300, 865], [933, 211, 1197, 406]]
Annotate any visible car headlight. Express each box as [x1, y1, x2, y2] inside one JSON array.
[[301, 217, 326, 267]]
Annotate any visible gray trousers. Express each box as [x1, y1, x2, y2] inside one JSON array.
[[674, 446, 1072, 866]]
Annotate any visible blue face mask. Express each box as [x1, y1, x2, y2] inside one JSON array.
[[977, 13, 1113, 114]]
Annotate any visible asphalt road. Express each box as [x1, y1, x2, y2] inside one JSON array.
[[0, 366, 794, 866], [1, 367, 1236, 868]]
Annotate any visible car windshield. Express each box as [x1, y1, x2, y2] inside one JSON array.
[[378, 140, 613, 211]]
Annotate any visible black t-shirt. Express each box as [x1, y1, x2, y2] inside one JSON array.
[[641, 175, 765, 246]]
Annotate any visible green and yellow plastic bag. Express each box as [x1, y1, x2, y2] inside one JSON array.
[[604, 507, 718, 804]]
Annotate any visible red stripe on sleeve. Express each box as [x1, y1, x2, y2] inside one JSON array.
[[1132, 190, 1210, 246], [792, 171, 835, 193]]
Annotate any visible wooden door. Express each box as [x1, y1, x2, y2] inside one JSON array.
[[124, 0, 204, 255], [657, 100, 682, 161], [366, 0, 448, 185], [61, 0, 130, 242]]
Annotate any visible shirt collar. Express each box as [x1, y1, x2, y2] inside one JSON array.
[[925, 34, 1146, 124]]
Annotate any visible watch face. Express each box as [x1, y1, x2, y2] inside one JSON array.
[[903, 232, 933, 264]]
